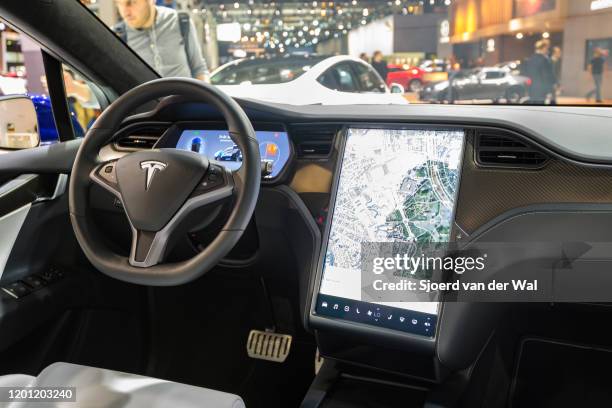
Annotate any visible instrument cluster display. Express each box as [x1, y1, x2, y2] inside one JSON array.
[[176, 129, 290, 179]]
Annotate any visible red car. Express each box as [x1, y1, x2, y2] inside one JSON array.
[[386, 64, 426, 92]]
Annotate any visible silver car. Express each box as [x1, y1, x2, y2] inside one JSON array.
[[420, 67, 531, 104]]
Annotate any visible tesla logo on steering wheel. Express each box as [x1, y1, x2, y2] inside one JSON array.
[[140, 161, 167, 190]]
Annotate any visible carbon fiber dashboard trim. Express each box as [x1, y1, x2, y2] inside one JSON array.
[[455, 131, 612, 235]]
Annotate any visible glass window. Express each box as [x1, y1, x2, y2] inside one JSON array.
[[62, 64, 101, 133], [0, 26, 42, 97], [317, 69, 339, 90], [211, 58, 322, 85], [318, 63, 359, 93], [75, 0, 612, 107], [0, 21, 51, 150], [483, 71, 505, 80], [352, 62, 386, 93]]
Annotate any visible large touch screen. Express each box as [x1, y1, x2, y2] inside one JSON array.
[[176, 129, 290, 179], [315, 128, 464, 337]]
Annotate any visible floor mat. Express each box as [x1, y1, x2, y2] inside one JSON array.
[[510, 338, 612, 407], [147, 269, 316, 407]]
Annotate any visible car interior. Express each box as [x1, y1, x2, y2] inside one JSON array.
[[2, 1, 612, 407]]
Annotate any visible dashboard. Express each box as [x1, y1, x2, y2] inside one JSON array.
[[91, 99, 612, 381]]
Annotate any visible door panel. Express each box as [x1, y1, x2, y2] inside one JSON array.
[[0, 203, 30, 280]]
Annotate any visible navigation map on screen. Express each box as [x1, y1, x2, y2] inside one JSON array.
[[316, 128, 464, 336]]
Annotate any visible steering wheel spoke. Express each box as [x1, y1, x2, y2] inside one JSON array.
[[129, 228, 166, 268], [189, 163, 234, 204], [90, 160, 121, 199]]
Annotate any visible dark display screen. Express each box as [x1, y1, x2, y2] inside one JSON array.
[[176, 129, 290, 179]]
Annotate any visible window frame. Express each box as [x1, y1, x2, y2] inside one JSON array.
[[482, 70, 506, 80], [42, 51, 76, 142]]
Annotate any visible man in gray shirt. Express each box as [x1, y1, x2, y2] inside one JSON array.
[[114, 0, 208, 80]]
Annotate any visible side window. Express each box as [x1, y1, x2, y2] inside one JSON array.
[[483, 71, 505, 80], [0, 19, 102, 151], [62, 65, 101, 134], [0, 22, 46, 150], [317, 70, 339, 90], [318, 63, 359, 93], [352, 63, 386, 93], [335, 64, 359, 92]]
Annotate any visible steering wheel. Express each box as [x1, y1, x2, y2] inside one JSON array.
[[69, 78, 261, 286]]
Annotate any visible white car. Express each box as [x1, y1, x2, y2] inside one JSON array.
[[210, 54, 407, 105]]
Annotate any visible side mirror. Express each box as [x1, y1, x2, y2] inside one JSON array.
[[0, 96, 40, 150], [389, 83, 405, 94]]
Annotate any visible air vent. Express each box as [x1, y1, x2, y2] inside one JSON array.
[[290, 124, 340, 158], [115, 126, 167, 150], [297, 141, 333, 156], [476, 132, 548, 168]]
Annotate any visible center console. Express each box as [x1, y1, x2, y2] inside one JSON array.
[[305, 126, 493, 386]]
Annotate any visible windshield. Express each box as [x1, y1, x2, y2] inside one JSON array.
[[79, 0, 610, 107]]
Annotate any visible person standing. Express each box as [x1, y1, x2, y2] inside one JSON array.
[[550, 46, 562, 104], [371, 51, 389, 82], [523, 40, 555, 104], [359, 52, 370, 63], [114, 0, 208, 80], [586, 48, 606, 103]]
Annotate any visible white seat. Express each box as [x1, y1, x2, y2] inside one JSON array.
[[0, 374, 34, 388], [0, 362, 245, 408]]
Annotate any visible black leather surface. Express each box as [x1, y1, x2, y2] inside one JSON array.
[[0, 139, 82, 175], [115, 149, 208, 231]]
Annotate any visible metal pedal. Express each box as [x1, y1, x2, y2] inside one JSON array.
[[247, 330, 292, 363]]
